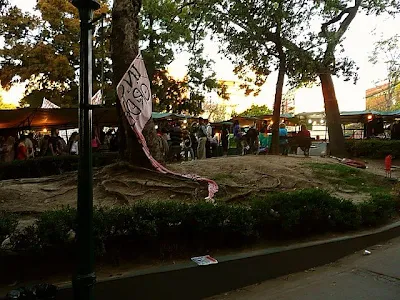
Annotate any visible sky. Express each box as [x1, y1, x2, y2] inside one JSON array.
[[2, 0, 400, 114]]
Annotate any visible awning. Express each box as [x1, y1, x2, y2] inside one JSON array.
[[0, 108, 194, 130]]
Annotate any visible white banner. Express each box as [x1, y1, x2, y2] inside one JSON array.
[[117, 52, 152, 133], [41, 98, 60, 109], [91, 89, 103, 105], [116, 51, 218, 200]]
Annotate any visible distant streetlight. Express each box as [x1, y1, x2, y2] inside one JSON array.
[[71, 1, 100, 300]]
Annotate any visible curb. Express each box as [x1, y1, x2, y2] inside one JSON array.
[[54, 221, 400, 300]]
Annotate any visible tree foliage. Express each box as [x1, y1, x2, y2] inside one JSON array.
[[0, 0, 111, 108], [139, 0, 225, 114], [369, 34, 400, 110], [203, 101, 229, 122], [236, 104, 273, 118], [0, 0, 224, 113], [198, 0, 400, 155]]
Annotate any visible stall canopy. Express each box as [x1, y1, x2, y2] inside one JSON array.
[[0, 108, 193, 130], [296, 110, 400, 124]]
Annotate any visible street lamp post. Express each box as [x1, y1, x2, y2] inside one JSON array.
[[72, 0, 100, 299]]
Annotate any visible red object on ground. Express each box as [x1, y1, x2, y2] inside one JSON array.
[[341, 158, 366, 169], [385, 155, 392, 171]]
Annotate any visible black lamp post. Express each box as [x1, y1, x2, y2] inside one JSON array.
[[72, 0, 100, 299]]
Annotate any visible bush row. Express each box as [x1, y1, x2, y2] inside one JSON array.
[[345, 139, 400, 158], [1, 189, 399, 259], [0, 152, 119, 180]]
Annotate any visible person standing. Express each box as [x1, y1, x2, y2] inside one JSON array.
[[197, 117, 207, 159], [49, 128, 60, 156], [190, 129, 198, 159], [68, 132, 79, 155], [2, 136, 15, 162], [91, 131, 101, 152], [279, 123, 289, 156], [205, 121, 213, 158], [183, 130, 194, 161], [221, 124, 229, 156], [233, 120, 243, 155], [16, 136, 28, 160], [24, 133, 35, 159]]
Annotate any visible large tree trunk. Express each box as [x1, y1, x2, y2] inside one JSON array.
[[319, 73, 346, 157], [111, 0, 164, 167], [270, 65, 285, 155]]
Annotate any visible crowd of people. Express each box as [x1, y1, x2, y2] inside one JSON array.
[[0, 119, 313, 164], [157, 118, 313, 162], [0, 128, 117, 163]]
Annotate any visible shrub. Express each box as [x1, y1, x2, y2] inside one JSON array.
[[252, 189, 361, 238], [1, 189, 399, 258], [0, 211, 18, 242], [0, 152, 119, 180], [35, 207, 77, 247], [345, 140, 400, 159], [359, 194, 398, 226]]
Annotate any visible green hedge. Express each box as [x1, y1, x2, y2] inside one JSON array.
[[0, 212, 18, 242], [345, 140, 400, 158], [1, 189, 398, 258], [0, 152, 119, 180]]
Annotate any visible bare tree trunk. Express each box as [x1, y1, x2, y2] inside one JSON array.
[[270, 21, 285, 155], [319, 73, 346, 157], [270, 64, 285, 155], [111, 0, 164, 167]]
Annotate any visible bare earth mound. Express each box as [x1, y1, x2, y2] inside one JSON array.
[[0, 155, 390, 214]]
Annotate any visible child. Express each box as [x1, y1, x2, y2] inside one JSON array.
[[385, 154, 392, 178]]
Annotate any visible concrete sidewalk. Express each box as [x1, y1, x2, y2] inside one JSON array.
[[208, 237, 400, 300]]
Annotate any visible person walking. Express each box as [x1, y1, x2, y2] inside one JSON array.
[[221, 124, 229, 156], [197, 117, 207, 159]]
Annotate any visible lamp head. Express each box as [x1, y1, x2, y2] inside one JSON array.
[[72, 0, 100, 11]]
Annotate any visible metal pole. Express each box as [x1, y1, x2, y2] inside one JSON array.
[[72, 1, 100, 299], [100, 15, 105, 104]]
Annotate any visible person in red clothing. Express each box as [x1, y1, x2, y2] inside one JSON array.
[[385, 154, 392, 178], [16, 136, 28, 160], [297, 125, 312, 157]]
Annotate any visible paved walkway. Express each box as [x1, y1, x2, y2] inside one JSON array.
[[208, 237, 400, 300]]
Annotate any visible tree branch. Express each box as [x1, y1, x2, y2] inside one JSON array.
[[168, 0, 197, 24], [321, 0, 362, 42]]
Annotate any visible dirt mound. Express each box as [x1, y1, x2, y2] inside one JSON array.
[[0, 155, 386, 214]]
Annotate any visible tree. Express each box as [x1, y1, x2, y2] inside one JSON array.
[[369, 34, 400, 110], [237, 104, 273, 118], [292, 0, 400, 156], [111, 0, 164, 166], [0, 0, 111, 107], [203, 0, 314, 154], [140, 0, 225, 114], [205, 0, 400, 156], [203, 101, 229, 122]]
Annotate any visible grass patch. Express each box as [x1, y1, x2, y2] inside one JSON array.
[[212, 173, 236, 181], [306, 162, 392, 195]]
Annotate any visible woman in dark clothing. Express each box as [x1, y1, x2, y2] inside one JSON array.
[[221, 124, 229, 156]]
